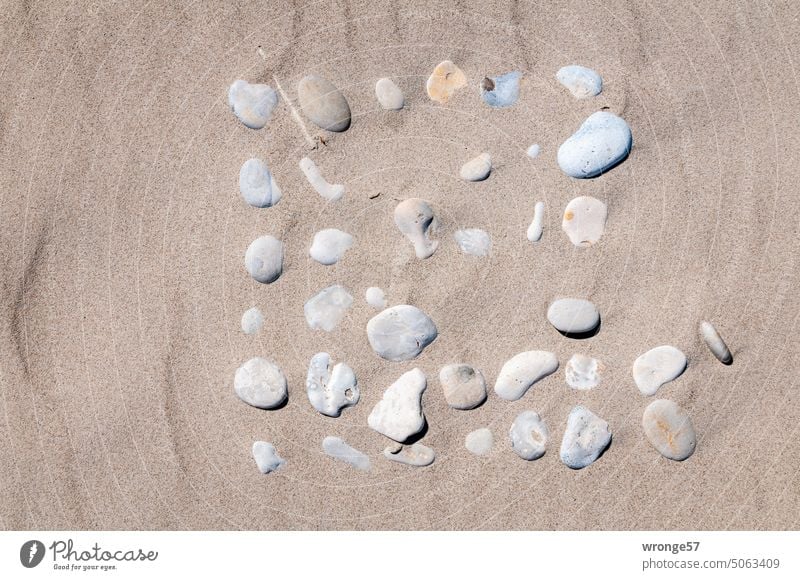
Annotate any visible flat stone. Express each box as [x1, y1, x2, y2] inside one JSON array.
[[375, 77, 404, 110], [700, 321, 733, 365], [366, 305, 437, 361], [304, 285, 353, 332], [556, 65, 602, 99], [560, 405, 612, 469], [394, 198, 439, 259], [297, 75, 351, 132], [383, 443, 435, 467], [234, 357, 287, 409], [228, 80, 278, 129], [239, 158, 282, 208], [565, 354, 604, 390], [365, 286, 387, 309], [299, 157, 345, 202], [547, 298, 600, 335], [439, 364, 487, 410], [465, 428, 494, 456], [642, 399, 697, 461], [562, 196, 607, 247], [241, 307, 264, 335], [633, 345, 687, 396], [426, 60, 467, 103], [309, 228, 353, 265], [244, 235, 283, 284], [306, 352, 359, 417], [454, 228, 491, 256], [480, 71, 521, 108], [509, 411, 549, 460], [557, 111, 632, 178], [368, 368, 427, 443], [494, 350, 559, 401], [322, 436, 370, 471], [527, 201, 545, 242], [460, 152, 492, 181], [251, 441, 285, 474]]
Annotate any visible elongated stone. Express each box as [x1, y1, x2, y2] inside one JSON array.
[[309, 228, 353, 265], [562, 196, 607, 247], [633, 345, 687, 396], [558, 111, 632, 178], [228, 80, 278, 129], [565, 354, 604, 390], [234, 357, 287, 409], [304, 285, 353, 332], [244, 235, 283, 284], [368, 368, 427, 443], [367, 305, 437, 361], [547, 298, 600, 335], [239, 158, 282, 208], [642, 399, 696, 461], [394, 198, 439, 259], [480, 71, 521, 108], [454, 228, 491, 256], [322, 436, 370, 471], [460, 152, 492, 181], [299, 157, 345, 201], [509, 411, 549, 460], [384, 443, 435, 467], [560, 405, 611, 469], [527, 201, 545, 242], [700, 321, 732, 365], [297, 75, 351, 132], [251, 441, 285, 474], [556, 65, 602, 99], [375, 77, 404, 110], [426, 60, 467, 103], [465, 428, 493, 456], [439, 364, 487, 410], [494, 350, 559, 401], [306, 352, 359, 417]]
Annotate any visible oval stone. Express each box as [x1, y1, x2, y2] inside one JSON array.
[[557, 111, 632, 178], [556, 65, 602, 99], [465, 428, 494, 456], [439, 364, 487, 410], [547, 298, 600, 335], [375, 77, 404, 110], [562, 195, 607, 247], [244, 235, 283, 284], [239, 158, 282, 208], [297, 75, 351, 132], [509, 410, 549, 460], [480, 71, 521, 108], [367, 305, 437, 361], [234, 357, 287, 409], [642, 399, 696, 461]]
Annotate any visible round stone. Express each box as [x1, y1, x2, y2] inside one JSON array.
[[426, 60, 467, 103], [365, 286, 387, 309], [234, 357, 287, 409], [239, 158, 282, 208], [309, 228, 353, 265], [562, 196, 607, 247], [454, 228, 491, 256], [439, 364, 487, 410], [366, 305, 437, 361], [557, 111, 632, 178], [244, 235, 283, 284], [509, 411, 549, 460], [228, 80, 278, 129], [547, 298, 600, 335], [241, 307, 264, 335], [304, 285, 353, 332], [297, 75, 351, 132], [465, 428, 494, 456], [565, 354, 604, 390], [375, 77, 404, 110], [642, 399, 696, 461]]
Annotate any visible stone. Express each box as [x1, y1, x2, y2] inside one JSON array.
[[251, 441, 285, 474], [304, 285, 353, 332], [383, 443, 435, 467], [426, 60, 467, 103], [366, 305, 437, 361], [439, 364, 487, 410], [234, 357, 287, 409], [309, 228, 353, 265], [562, 196, 607, 247], [454, 228, 491, 256], [557, 111, 632, 178], [526, 143, 540, 159], [700, 321, 732, 365], [239, 158, 282, 208], [241, 307, 264, 335], [365, 286, 387, 309], [565, 354, 604, 390], [509, 411, 549, 460], [297, 75, 351, 132], [322, 436, 370, 471], [465, 428, 493, 456], [556, 65, 602, 99], [368, 368, 427, 443], [633, 345, 687, 396], [228, 80, 278, 129], [642, 399, 697, 461], [527, 201, 545, 242], [547, 298, 600, 335], [244, 235, 283, 284], [375, 77, 404, 110], [306, 352, 359, 417], [494, 351, 559, 401], [559, 405, 612, 469], [299, 157, 345, 201], [394, 198, 439, 259], [460, 152, 492, 182], [480, 71, 521, 108]]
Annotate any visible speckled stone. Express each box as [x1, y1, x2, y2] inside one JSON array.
[[642, 399, 697, 461]]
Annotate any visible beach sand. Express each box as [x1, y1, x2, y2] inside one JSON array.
[[1, 0, 799, 530]]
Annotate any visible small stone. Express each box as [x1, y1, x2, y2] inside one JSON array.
[[251, 441, 285, 474], [558, 111, 632, 178], [465, 428, 493, 456], [527, 201, 545, 243], [368, 191, 381, 199], [297, 75, 351, 132], [494, 350, 559, 401], [304, 285, 353, 332], [368, 368, 427, 443], [547, 298, 600, 335], [394, 198, 439, 259], [244, 235, 283, 284], [375, 77, 404, 110], [509, 411, 549, 460], [633, 345, 687, 396], [565, 354, 604, 390], [562, 196, 607, 247], [365, 287, 387, 309], [439, 364, 487, 410], [526, 144, 540, 159], [480, 71, 521, 108], [241, 307, 264, 335], [426, 60, 467, 103], [239, 158, 282, 208], [700, 321, 733, 365], [228, 80, 278, 129], [306, 352, 359, 417], [309, 228, 353, 265], [322, 436, 370, 471], [642, 399, 697, 461], [556, 65, 602, 99], [366, 305, 437, 361], [299, 157, 345, 202], [234, 357, 287, 409], [460, 152, 492, 182], [454, 228, 491, 256], [559, 405, 612, 469], [383, 443, 435, 467]]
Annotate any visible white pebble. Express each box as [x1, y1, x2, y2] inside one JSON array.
[[559, 405, 612, 469], [527, 201, 545, 243], [526, 144, 540, 159], [480, 71, 521, 108], [306, 352, 359, 417], [558, 111, 632, 178], [366, 305, 438, 361], [426, 60, 467, 103], [384, 443, 435, 467], [368, 368, 427, 443], [633, 345, 687, 396], [299, 157, 345, 202], [251, 441, 285, 474], [239, 158, 282, 208], [509, 411, 549, 460], [547, 298, 600, 335], [244, 235, 283, 284], [454, 228, 491, 256], [494, 350, 559, 401], [322, 436, 370, 471], [565, 354, 604, 390], [297, 75, 351, 132], [465, 428, 494, 456], [642, 399, 697, 461], [460, 152, 492, 182], [228, 80, 278, 129], [562, 196, 607, 247], [304, 285, 353, 332], [309, 228, 353, 265], [375, 77, 404, 110], [556, 65, 603, 99], [241, 307, 264, 335], [234, 357, 287, 409], [394, 198, 439, 259], [700, 321, 732, 365], [365, 287, 387, 309], [439, 364, 487, 410]]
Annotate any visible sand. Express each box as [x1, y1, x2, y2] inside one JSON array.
[[1, 0, 799, 530]]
